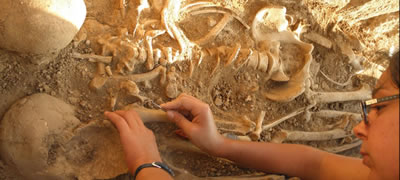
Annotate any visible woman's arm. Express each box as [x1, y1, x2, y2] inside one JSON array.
[[162, 93, 370, 180]]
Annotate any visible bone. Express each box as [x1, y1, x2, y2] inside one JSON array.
[[210, 55, 221, 76], [313, 110, 362, 121], [154, 48, 163, 65], [246, 50, 259, 70], [303, 32, 332, 49], [320, 70, 354, 87], [262, 106, 310, 131], [97, 62, 106, 76], [105, 66, 113, 76], [123, 104, 170, 123], [306, 84, 372, 104], [322, 140, 362, 154], [215, 116, 255, 135], [194, 14, 233, 45], [145, 30, 166, 70], [249, 111, 266, 141], [187, 6, 250, 29], [161, 0, 180, 39], [110, 95, 117, 111], [225, 43, 241, 66], [272, 129, 349, 143], [132, 0, 150, 35], [223, 133, 251, 141], [257, 52, 269, 72], [120, 80, 147, 102], [234, 49, 252, 69], [138, 47, 148, 63], [113, 65, 166, 84], [72, 52, 113, 64], [89, 76, 108, 90]]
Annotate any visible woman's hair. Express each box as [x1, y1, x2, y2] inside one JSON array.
[[390, 51, 399, 88]]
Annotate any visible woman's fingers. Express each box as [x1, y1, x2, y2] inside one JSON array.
[[114, 109, 145, 129], [161, 93, 205, 116], [104, 111, 130, 133]]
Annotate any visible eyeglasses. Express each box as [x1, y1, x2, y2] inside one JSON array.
[[360, 94, 400, 125]]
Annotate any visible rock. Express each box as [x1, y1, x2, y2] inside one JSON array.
[[214, 96, 223, 106], [0, 94, 127, 180], [0, 0, 86, 63]]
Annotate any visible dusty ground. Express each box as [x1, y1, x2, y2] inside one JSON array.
[[0, 0, 398, 179]]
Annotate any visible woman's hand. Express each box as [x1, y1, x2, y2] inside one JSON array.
[[161, 93, 226, 156], [104, 110, 162, 173]]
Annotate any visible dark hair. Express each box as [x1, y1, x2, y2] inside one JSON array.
[[390, 51, 399, 88]]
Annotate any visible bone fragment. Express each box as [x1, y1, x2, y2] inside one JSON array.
[[262, 107, 308, 131], [225, 43, 241, 66], [306, 84, 371, 104], [249, 111, 266, 141], [154, 48, 163, 65], [246, 50, 259, 70], [97, 63, 105, 75], [113, 65, 167, 84], [272, 129, 349, 143], [105, 66, 113, 76], [89, 76, 108, 90], [303, 32, 332, 49], [210, 55, 221, 76], [322, 140, 362, 154], [195, 14, 233, 45], [110, 95, 117, 111], [72, 52, 112, 64], [257, 52, 269, 72], [120, 80, 147, 102], [138, 47, 147, 63]]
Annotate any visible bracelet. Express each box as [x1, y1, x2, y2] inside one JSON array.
[[133, 161, 175, 179]]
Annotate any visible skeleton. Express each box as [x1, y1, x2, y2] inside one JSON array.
[[79, 1, 373, 179]]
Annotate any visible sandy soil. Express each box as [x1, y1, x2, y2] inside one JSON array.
[[1, 0, 397, 179]]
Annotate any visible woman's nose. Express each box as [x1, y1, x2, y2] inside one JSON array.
[[353, 119, 368, 140]]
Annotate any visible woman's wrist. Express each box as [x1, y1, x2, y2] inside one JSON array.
[[211, 136, 232, 158]]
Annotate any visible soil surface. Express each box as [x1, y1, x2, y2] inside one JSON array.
[[1, 0, 396, 179]]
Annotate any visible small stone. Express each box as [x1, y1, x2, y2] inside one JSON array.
[[245, 95, 252, 102], [214, 96, 223, 106], [68, 97, 79, 104], [85, 40, 91, 46], [0, 63, 5, 72]]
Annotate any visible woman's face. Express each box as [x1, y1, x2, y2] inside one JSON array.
[[353, 69, 399, 180]]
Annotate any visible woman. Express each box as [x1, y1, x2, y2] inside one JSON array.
[[105, 52, 399, 180]]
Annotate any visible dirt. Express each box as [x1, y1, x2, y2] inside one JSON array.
[[0, 0, 398, 179]]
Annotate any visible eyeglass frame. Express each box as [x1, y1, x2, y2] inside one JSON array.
[[360, 94, 400, 125]]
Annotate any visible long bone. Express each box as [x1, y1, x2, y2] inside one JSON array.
[[262, 106, 313, 132], [272, 129, 349, 143], [161, 0, 181, 39], [113, 65, 166, 84], [305, 83, 372, 104], [72, 52, 113, 64], [312, 110, 362, 121]]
